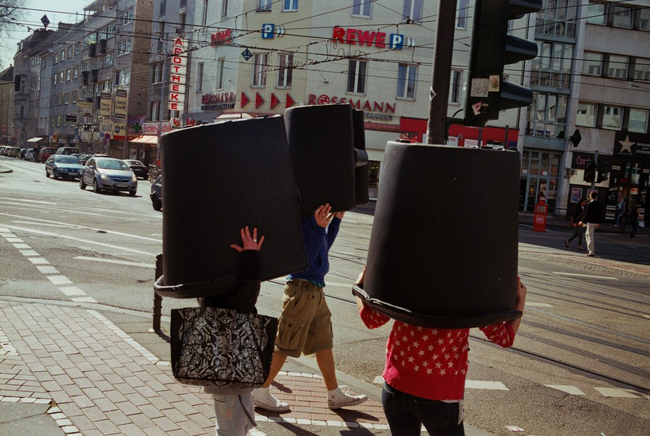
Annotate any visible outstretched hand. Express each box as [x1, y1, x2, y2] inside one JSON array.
[[314, 204, 334, 228], [230, 226, 265, 252]]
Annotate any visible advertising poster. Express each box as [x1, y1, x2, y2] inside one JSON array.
[[99, 93, 112, 117], [114, 90, 128, 119]]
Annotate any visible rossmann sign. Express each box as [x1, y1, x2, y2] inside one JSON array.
[[308, 94, 395, 114], [332, 26, 413, 49]]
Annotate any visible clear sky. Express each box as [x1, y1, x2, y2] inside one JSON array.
[[1, 0, 91, 68]]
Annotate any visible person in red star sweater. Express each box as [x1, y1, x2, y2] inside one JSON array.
[[355, 270, 527, 436]]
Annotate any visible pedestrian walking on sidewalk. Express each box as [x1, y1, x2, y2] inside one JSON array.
[[565, 197, 587, 250], [355, 269, 527, 436], [615, 196, 626, 227], [252, 204, 368, 412], [583, 191, 603, 257], [197, 226, 265, 436], [629, 204, 642, 239]]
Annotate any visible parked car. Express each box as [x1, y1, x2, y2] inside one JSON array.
[[80, 157, 137, 196], [23, 149, 36, 161], [37, 147, 57, 163], [78, 154, 91, 165], [55, 147, 80, 155], [8, 147, 21, 157], [0, 146, 9, 155], [150, 176, 162, 211], [45, 155, 84, 179], [123, 159, 148, 180], [18, 148, 27, 158]]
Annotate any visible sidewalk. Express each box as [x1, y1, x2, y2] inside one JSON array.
[[0, 298, 492, 436]]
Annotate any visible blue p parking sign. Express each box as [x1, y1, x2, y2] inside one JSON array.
[[390, 34, 404, 50], [262, 23, 275, 39]]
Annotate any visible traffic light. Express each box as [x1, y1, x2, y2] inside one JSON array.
[[584, 161, 596, 183], [465, 0, 542, 125], [597, 161, 611, 183]]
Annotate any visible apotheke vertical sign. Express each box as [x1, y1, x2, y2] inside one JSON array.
[[169, 38, 187, 111]]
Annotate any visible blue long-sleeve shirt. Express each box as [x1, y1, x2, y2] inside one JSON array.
[[288, 215, 341, 286]]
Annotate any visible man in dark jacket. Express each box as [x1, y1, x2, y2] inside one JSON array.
[[583, 191, 603, 257]]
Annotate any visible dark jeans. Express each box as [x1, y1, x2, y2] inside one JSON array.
[[567, 225, 585, 246], [381, 383, 465, 436]]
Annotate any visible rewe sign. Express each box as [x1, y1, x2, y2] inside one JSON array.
[[169, 38, 187, 111], [332, 26, 407, 49]]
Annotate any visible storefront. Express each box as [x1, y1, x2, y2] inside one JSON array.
[[608, 132, 649, 225], [519, 149, 562, 213]]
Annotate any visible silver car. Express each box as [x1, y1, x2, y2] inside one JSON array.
[[80, 157, 137, 196]]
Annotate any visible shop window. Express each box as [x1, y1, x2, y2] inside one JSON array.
[[612, 5, 633, 28], [576, 102, 597, 127], [252, 54, 268, 87], [602, 105, 623, 130], [582, 52, 602, 76], [629, 108, 649, 133], [397, 64, 417, 99], [277, 53, 293, 89], [353, 0, 372, 18], [607, 55, 629, 79], [449, 70, 462, 104], [586, 2, 606, 25], [456, 0, 468, 29], [283, 0, 298, 11], [633, 57, 650, 81], [347, 60, 367, 94], [402, 0, 422, 23], [521, 151, 530, 175]]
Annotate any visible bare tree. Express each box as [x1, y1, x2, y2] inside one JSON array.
[[0, 0, 27, 67]]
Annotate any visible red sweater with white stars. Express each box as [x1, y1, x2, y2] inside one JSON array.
[[360, 305, 516, 401]]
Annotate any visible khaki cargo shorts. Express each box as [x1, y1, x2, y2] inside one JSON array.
[[274, 279, 333, 358]]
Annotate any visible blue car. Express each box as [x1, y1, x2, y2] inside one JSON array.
[[45, 155, 84, 180]]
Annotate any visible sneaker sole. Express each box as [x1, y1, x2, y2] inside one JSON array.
[[328, 397, 368, 410], [252, 400, 291, 413]]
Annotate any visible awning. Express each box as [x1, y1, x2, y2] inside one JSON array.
[[27, 137, 46, 143], [129, 135, 158, 144]]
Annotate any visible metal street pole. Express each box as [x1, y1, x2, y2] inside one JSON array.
[[426, 0, 458, 145]]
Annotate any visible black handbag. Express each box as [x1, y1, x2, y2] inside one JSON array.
[[170, 307, 278, 389]]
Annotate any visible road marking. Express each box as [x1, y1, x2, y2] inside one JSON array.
[[74, 256, 155, 269], [28, 258, 50, 265], [12, 243, 30, 249], [465, 380, 509, 390], [47, 276, 73, 285], [71, 296, 97, 303], [545, 385, 585, 395], [6, 238, 23, 242], [594, 387, 648, 399], [525, 302, 553, 308], [20, 250, 39, 256], [36, 266, 60, 274], [553, 272, 618, 280], [0, 197, 57, 205], [59, 287, 87, 296]]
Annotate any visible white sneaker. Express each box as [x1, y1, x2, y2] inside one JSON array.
[[328, 386, 368, 410], [252, 387, 290, 412]]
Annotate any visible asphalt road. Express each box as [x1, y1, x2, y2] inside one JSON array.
[[1, 155, 649, 436]]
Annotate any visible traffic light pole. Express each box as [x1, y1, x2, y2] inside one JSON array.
[[426, 0, 458, 145]]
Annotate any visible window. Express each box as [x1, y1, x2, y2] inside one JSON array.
[[353, 0, 371, 18], [54, 53, 59, 64], [456, 0, 468, 29], [216, 58, 225, 89], [117, 68, 131, 86], [71, 91, 77, 103], [67, 46, 73, 58], [526, 92, 568, 138], [57, 115, 61, 127], [277, 53, 293, 88], [587, 2, 605, 25], [640, 8, 650, 31], [202, 0, 209, 26], [59, 71, 64, 83], [75, 43, 80, 55], [258, 0, 272, 11], [58, 94, 63, 106], [402, 0, 422, 23], [64, 93, 70, 105], [629, 108, 649, 133], [283, 0, 298, 11], [221, 0, 228, 18], [602, 105, 623, 130], [105, 52, 114, 67], [450, 70, 463, 104], [607, 55, 629, 79], [66, 69, 71, 81], [151, 101, 161, 121], [158, 22, 165, 52], [160, 0, 167, 15], [347, 60, 367, 94], [197, 62, 204, 92], [402, 0, 423, 23], [53, 74, 58, 85], [612, 5, 633, 28], [60, 50, 65, 62], [252, 53, 269, 87], [152, 62, 164, 84], [576, 102, 597, 128], [531, 41, 573, 88], [52, 96, 56, 107], [120, 8, 134, 25], [633, 57, 650, 81], [117, 39, 132, 56], [397, 64, 417, 99], [582, 52, 603, 76], [73, 66, 79, 79]]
